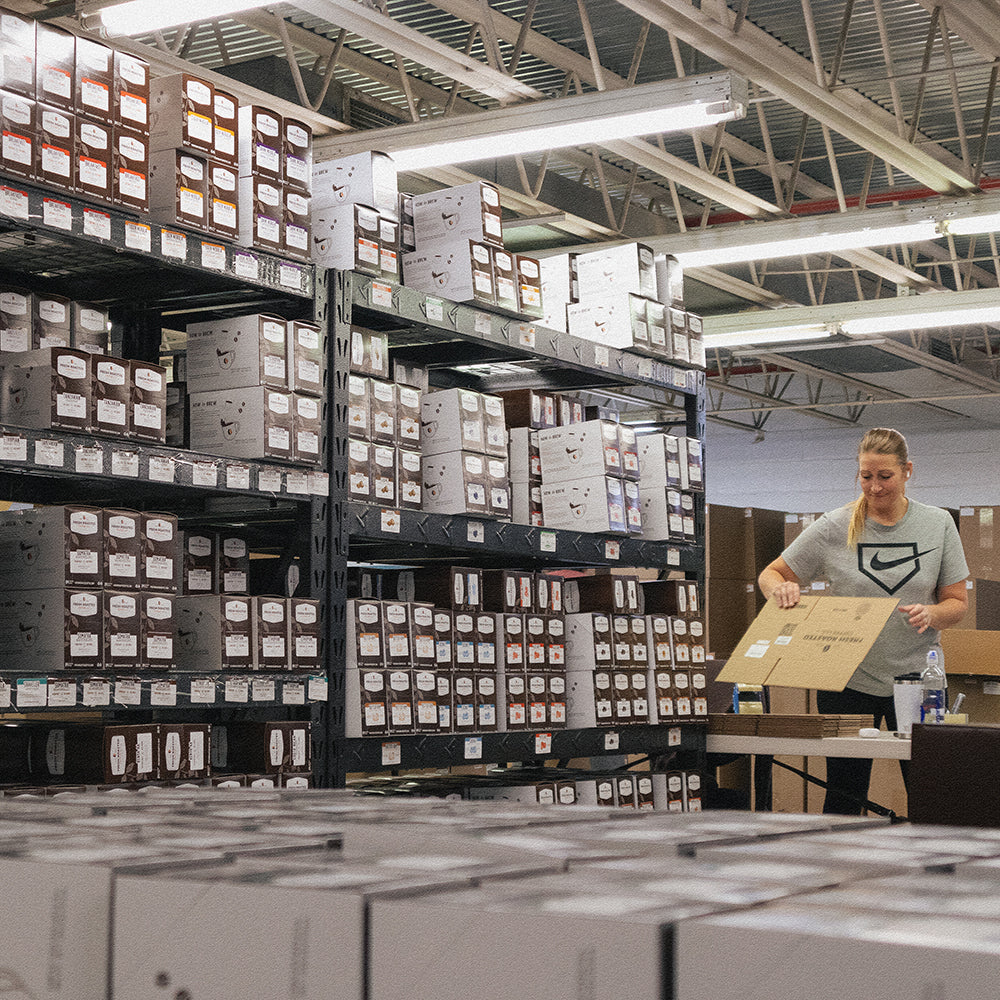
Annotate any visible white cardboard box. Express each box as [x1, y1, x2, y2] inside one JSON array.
[[421, 387, 485, 456], [188, 386, 293, 461], [575, 242, 656, 300], [537, 419, 622, 483], [311, 201, 381, 273], [540, 475, 628, 534], [186, 313, 287, 393], [422, 451, 490, 517], [411, 179, 503, 248], [403, 240, 495, 306], [312, 150, 398, 214]]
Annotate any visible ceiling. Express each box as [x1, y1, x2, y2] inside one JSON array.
[[25, 0, 1000, 433]]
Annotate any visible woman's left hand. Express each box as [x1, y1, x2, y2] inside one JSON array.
[[899, 603, 933, 634]]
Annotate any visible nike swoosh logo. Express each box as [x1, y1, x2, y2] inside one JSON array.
[[869, 548, 935, 571]]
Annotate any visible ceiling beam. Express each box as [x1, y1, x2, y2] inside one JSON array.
[[913, 0, 1000, 61], [612, 0, 976, 195]]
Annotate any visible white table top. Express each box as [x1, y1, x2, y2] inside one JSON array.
[[706, 733, 912, 760]]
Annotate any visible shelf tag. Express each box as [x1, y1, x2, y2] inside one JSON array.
[[539, 531, 557, 553], [667, 548, 681, 567], [150, 680, 177, 707], [668, 726, 682, 747], [160, 229, 186, 259], [190, 678, 216, 704], [16, 678, 46, 708], [192, 461, 218, 487], [0, 435, 26, 462], [111, 449, 140, 477], [35, 440, 64, 467], [534, 732, 552, 755], [380, 509, 401, 533], [225, 677, 249, 703], [286, 471, 310, 495], [201, 241, 226, 271], [82, 678, 111, 707], [371, 281, 392, 309], [43, 197, 72, 231], [308, 675, 328, 702], [604, 540, 621, 560], [638, 358, 654, 379], [310, 471, 329, 496], [425, 297, 444, 322], [1, 186, 29, 219], [234, 252, 259, 281], [114, 678, 142, 706], [47, 679, 77, 707], [252, 677, 276, 702], [82, 208, 112, 240], [467, 521, 484, 543], [258, 468, 282, 493], [518, 324, 536, 348], [604, 731, 620, 751], [0, 679, 10, 708], [464, 736, 483, 760], [672, 369, 688, 390], [381, 741, 401, 766], [75, 446, 103, 474], [279, 263, 303, 290], [594, 345, 610, 368], [148, 455, 175, 483], [226, 463, 251, 491], [124, 220, 151, 252], [474, 312, 491, 335], [282, 681, 306, 705]]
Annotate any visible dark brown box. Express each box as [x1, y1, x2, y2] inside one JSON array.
[[206, 157, 239, 240], [35, 23, 75, 112], [0, 90, 35, 180], [181, 531, 215, 595], [114, 51, 150, 134], [2, 346, 92, 433], [288, 319, 324, 397], [452, 668, 475, 730], [290, 597, 321, 672], [141, 593, 174, 669], [130, 360, 166, 443], [372, 444, 396, 506], [239, 104, 282, 177], [252, 596, 288, 671], [91, 354, 130, 437], [75, 37, 113, 123], [282, 188, 310, 259], [707, 504, 786, 581], [383, 600, 411, 665], [515, 254, 543, 319], [504, 667, 528, 730], [412, 667, 440, 733], [217, 534, 249, 594], [433, 608, 453, 668], [141, 512, 178, 594], [348, 438, 373, 501], [354, 668, 388, 736], [76, 117, 112, 202], [283, 116, 312, 191], [104, 723, 159, 783], [349, 599, 383, 666], [396, 383, 421, 448], [239, 173, 282, 251], [158, 723, 211, 781], [212, 89, 239, 164], [378, 215, 400, 282], [104, 589, 141, 668], [491, 246, 518, 312], [224, 721, 311, 774], [149, 148, 208, 229], [369, 377, 397, 444], [64, 587, 103, 669], [72, 300, 108, 354], [37, 104, 74, 191], [396, 447, 420, 510], [386, 668, 414, 733], [292, 392, 322, 466], [0, 284, 32, 352], [34, 291, 72, 348], [104, 508, 142, 590], [112, 125, 149, 212]]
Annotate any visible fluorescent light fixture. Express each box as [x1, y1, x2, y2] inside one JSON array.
[[942, 211, 1000, 237], [315, 71, 747, 172], [673, 220, 939, 269], [703, 324, 833, 349], [842, 304, 1000, 336], [98, 0, 264, 35]]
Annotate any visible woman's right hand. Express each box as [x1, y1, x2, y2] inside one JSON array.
[[771, 580, 801, 608]]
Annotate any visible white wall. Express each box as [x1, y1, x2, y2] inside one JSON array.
[[705, 419, 1000, 513]]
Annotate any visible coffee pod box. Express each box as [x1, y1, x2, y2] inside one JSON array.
[[188, 387, 294, 462], [0, 504, 103, 590], [175, 594, 253, 672], [186, 312, 288, 393]]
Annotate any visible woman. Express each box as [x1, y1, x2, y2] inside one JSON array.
[[757, 427, 969, 814]]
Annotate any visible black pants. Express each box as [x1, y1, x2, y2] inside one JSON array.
[[816, 688, 910, 815]]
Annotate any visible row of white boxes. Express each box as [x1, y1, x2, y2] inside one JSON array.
[[0, 590, 320, 674], [0, 719, 311, 787], [0, 345, 167, 442], [6, 789, 1000, 1000], [469, 771, 703, 811], [0, 286, 108, 353]]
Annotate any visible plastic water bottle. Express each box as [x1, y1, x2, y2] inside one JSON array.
[[920, 648, 947, 724]]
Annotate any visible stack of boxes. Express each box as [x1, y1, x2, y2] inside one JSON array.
[[564, 576, 706, 727], [420, 387, 509, 519], [0, 9, 151, 209], [0, 287, 108, 353], [345, 567, 566, 737], [957, 507, 1000, 629], [0, 505, 178, 672], [347, 327, 423, 509], [239, 103, 313, 258], [184, 312, 324, 466], [636, 432, 704, 542], [536, 417, 642, 535], [310, 151, 401, 281]]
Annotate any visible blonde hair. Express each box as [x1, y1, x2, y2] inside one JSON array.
[[848, 427, 909, 548]]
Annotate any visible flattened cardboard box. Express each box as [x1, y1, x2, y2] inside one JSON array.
[[716, 594, 899, 691]]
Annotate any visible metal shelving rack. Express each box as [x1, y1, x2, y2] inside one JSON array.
[[321, 269, 708, 787], [0, 176, 332, 757]]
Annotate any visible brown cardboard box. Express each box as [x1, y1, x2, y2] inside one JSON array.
[[148, 73, 214, 154], [959, 506, 1000, 580], [91, 355, 129, 436], [114, 51, 150, 133], [941, 628, 1000, 677], [75, 37, 114, 123], [76, 117, 112, 202], [717, 594, 899, 690], [212, 89, 239, 164], [104, 508, 142, 590], [0, 91, 35, 179], [708, 504, 786, 581], [706, 578, 760, 658], [130, 360, 167, 443], [35, 23, 75, 111], [37, 105, 74, 191], [112, 125, 149, 212]]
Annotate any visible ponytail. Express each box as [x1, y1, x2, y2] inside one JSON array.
[[848, 495, 868, 549]]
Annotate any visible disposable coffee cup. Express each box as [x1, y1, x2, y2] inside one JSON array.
[[893, 672, 923, 736]]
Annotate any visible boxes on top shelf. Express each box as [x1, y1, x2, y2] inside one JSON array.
[[283, 117, 312, 192], [113, 50, 150, 134], [311, 202, 381, 274], [238, 172, 282, 252], [575, 242, 656, 301], [37, 105, 75, 192], [76, 117, 112, 202], [402, 240, 496, 307], [238, 104, 282, 178], [75, 36, 114, 124], [35, 23, 76, 112], [566, 294, 649, 351], [656, 254, 684, 308], [0, 8, 36, 98], [212, 88, 239, 165], [111, 125, 149, 212], [0, 90, 35, 179], [312, 150, 398, 214], [515, 254, 543, 319], [411, 180, 503, 249]]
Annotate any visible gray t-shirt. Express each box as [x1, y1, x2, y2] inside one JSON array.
[[782, 500, 969, 696]]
